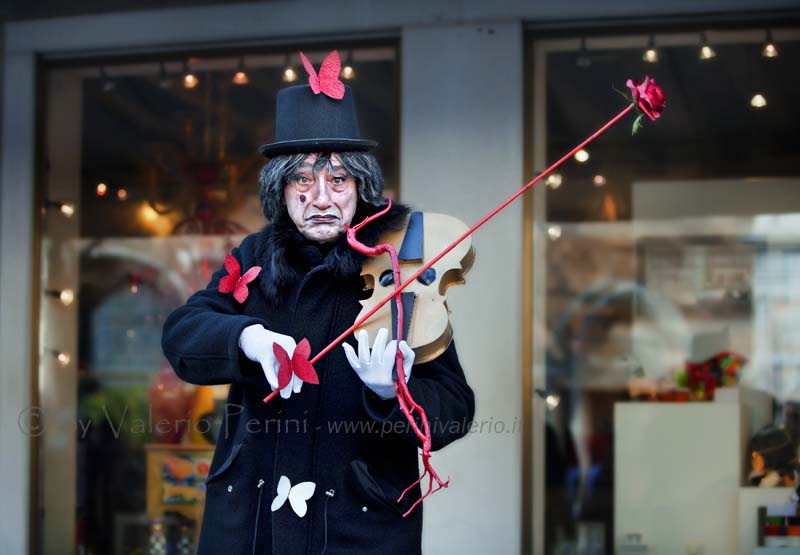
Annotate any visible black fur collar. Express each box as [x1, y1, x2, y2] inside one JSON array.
[[256, 202, 410, 307]]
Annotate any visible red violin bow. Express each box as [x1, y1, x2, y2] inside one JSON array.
[[264, 77, 665, 398], [309, 101, 638, 367]]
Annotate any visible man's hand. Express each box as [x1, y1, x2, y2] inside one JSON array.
[[239, 324, 302, 399], [343, 328, 414, 400]]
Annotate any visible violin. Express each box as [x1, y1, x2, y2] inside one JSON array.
[[344, 202, 474, 515], [355, 210, 474, 363]]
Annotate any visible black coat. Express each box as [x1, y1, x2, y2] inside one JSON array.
[[161, 204, 475, 555]]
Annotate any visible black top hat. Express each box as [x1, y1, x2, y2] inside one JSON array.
[[258, 84, 377, 157]]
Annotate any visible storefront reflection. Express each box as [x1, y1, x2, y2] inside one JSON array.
[[540, 34, 800, 554]]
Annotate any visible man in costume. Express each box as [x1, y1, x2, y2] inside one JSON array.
[[161, 51, 475, 555]]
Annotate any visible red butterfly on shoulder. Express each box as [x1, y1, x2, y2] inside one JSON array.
[[217, 253, 261, 304]]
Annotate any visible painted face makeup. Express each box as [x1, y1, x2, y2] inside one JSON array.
[[284, 153, 358, 243]]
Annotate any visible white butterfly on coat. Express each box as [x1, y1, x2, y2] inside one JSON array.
[[271, 475, 316, 518]]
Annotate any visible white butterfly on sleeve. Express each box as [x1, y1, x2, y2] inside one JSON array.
[[271, 475, 316, 518]]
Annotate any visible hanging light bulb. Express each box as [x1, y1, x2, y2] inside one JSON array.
[[642, 35, 659, 63], [593, 174, 607, 187], [232, 70, 248, 85], [50, 349, 71, 367], [546, 173, 563, 189], [182, 61, 199, 89], [750, 93, 767, 109], [282, 55, 299, 83], [232, 57, 249, 85], [117, 188, 128, 201], [96, 182, 108, 196], [341, 51, 356, 80], [574, 149, 590, 163], [183, 73, 199, 88], [762, 30, 779, 58], [59, 289, 75, 305], [45, 288, 75, 306], [699, 32, 716, 60], [60, 203, 75, 217], [576, 38, 591, 68], [44, 200, 75, 217], [283, 66, 297, 83], [535, 388, 561, 410]]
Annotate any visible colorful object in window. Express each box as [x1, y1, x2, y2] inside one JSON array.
[[685, 351, 747, 400]]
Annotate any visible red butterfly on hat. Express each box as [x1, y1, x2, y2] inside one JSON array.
[[300, 50, 345, 100]]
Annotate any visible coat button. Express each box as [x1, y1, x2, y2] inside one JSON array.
[[227, 485, 233, 493], [361, 506, 368, 512]]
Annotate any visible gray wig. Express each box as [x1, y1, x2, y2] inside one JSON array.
[[258, 152, 385, 221]]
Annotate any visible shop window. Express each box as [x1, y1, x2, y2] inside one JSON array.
[[532, 29, 800, 555], [38, 45, 398, 554]]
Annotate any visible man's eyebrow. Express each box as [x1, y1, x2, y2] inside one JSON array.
[[329, 164, 347, 173], [295, 164, 313, 172]]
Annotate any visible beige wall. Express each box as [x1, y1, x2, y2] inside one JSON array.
[[401, 22, 524, 554]]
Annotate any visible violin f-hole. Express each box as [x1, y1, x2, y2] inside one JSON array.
[[379, 269, 395, 287]]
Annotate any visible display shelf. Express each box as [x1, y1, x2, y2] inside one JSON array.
[[615, 402, 742, 555], [615, 391, 777, 555]]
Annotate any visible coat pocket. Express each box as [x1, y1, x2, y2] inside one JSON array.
[[198, 441, 259, 554], [348, 458, 410, 516], [206, 440, 246, 484]]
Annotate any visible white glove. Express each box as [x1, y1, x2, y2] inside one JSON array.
[[239, 324, 302, 399], [342, 328, 414, 400]]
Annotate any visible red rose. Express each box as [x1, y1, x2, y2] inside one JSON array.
[[626, 76, 666, 121]]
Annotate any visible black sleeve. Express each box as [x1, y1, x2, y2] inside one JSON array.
[[161, 238, 268, 387], [361, 339, 476, 451]]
